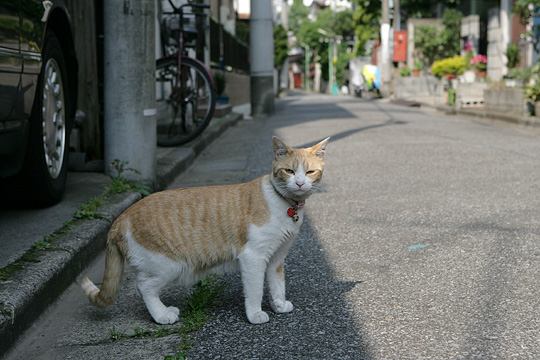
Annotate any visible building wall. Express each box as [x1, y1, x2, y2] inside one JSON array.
[[224, 71, 250, 106], [487, 7, 502, 80], [406, 18, 443, 68]]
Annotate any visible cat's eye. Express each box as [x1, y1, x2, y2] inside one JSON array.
[[306, 170, 316, 175], [283, 169, 295, 175]]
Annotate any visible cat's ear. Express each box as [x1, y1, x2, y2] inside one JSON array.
[[308, 137, 330, 158], [272, 136, 291, 158]]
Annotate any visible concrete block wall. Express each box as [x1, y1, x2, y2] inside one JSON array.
[[484, 87, 526, 115], [224, 71, 250, 106], [394, 76, 445, 103]]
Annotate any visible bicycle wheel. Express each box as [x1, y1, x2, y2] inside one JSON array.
[[156, 56, 216, 147]]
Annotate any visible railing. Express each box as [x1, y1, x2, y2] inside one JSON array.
[[210, 18, 249, 73]]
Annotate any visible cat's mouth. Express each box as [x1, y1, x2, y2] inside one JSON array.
[[291, 187, 311, 196]]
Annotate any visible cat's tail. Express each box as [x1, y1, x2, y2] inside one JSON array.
[[80, 226, 125, 307]]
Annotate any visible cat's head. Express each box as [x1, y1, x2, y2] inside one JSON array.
[[271, 136, 329, 200]]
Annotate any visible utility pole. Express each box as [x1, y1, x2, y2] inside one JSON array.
[[250, 0, 275, 116], [380, 0, 391, 95], [304, 44, 310, 91], [104, 0, 156, 185], [328, 40, 333, 94], [394, 0, 401, 30]]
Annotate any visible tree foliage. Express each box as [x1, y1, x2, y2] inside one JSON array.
[[296, 8, 355, 84], [352, 0, 380, 56], [274, 24, 288, 69], [414, 8, 463, 66], [400, 0, 461, 18], [289, 0, 309, 34], [513, 0, 540, 24]]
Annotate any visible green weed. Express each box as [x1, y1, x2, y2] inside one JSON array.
[[73, 197, 104, 220]]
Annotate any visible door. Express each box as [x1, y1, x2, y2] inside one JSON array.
[[0, 0, 22, 131]]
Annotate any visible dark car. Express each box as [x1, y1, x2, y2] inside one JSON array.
[[0, 0, 80, 206]]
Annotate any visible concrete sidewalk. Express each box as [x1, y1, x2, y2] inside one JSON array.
[[4, 94, 540, 359], [0, 111, 243, 356]]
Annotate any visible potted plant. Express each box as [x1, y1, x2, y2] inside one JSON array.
[[400, 65, 411, 77], [504, 43, 521, 87], [412, 59, 422, 77], [525, 80, 540, 116], [431, 56, 467, 80], [213, 72, 228, 105], [432, 56, 467, 105], [471, 54, 487, 78], [506, 43, 520, 69], [462, 51, 475, 83]]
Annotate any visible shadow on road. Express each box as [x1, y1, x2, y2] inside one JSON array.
[[187, 216, 373, 359]]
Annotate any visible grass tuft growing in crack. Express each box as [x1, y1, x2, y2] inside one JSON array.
[[73, 197, 104, 220], [105, 277, 223, 359], [0, 220, 74, 281], [164, 276, 224, 359]]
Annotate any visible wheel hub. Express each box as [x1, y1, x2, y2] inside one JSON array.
[[42, 58, 66, 179]]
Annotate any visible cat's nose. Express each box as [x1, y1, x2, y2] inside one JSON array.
[[296, 180, 304, 188]]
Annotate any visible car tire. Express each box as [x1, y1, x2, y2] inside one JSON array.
[[22, 33, 72, 206]]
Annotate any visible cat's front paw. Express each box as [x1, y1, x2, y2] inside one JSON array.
[[247, 310, 269, 324], [271, 299, 294, 313], [153, 307, 180, 325]]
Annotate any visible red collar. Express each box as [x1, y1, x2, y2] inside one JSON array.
[[270, 179, 305, 222], [286, 201, 304, 222]]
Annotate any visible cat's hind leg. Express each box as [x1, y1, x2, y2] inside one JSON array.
[[137, 272, 179, 324]]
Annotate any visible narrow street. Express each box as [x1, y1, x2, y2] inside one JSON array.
[[5, 93, 540, 359]]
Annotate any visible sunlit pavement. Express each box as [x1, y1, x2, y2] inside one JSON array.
[[6, 93, 540, 360]]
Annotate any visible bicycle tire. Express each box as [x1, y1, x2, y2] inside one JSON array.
[[156, 56, 216, 147]]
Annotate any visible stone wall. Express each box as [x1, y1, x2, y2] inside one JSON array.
[[393, 76, 446, 105], [484, 87, 526, 115], [224, 71, 250, 106]]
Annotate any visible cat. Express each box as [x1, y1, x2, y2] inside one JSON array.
[[81, 136, 329, 325]]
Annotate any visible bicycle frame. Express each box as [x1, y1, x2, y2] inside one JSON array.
[[163, 1, 211, 87]]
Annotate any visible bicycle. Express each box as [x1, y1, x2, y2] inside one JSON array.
[[156, 0, 216, 147]]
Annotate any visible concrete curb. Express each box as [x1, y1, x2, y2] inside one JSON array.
[[391, 98, 540, 128], [156, 111, 243, 189], [0, 111, 243, 356]]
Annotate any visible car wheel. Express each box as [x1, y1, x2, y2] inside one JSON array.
[[23, 33, 72, 206]]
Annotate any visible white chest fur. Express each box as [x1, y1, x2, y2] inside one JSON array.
[[243, 177, 303, 261]]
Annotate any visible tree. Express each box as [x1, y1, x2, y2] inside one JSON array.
[[414, 8, 463, 66], [274, 24, 288, 93], [400, 0, 461, 18], [289, 0, 309, 35], [351, 0, 380, 56], [513, 0, 540, 24], [274, 24, 288, 69]]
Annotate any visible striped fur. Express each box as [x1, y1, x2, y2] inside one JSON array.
[[81, 136, 329, 325]]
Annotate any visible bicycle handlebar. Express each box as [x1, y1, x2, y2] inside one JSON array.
[[167, 0, 210, 12]]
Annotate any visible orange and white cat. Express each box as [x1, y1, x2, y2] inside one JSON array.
[[81, 136, 329, 325]]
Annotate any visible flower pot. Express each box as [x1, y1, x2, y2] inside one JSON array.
[[476, 70, 486, 78], [504, 78, 517, 87], [412, 69, 421, 77], [463, 70, 475, 83], [526, 101, 535, 116], [535, 102, 540, 117]]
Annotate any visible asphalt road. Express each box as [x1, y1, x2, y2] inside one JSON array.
[[5, 94, 540, 359]]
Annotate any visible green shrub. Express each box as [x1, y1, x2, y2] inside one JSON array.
[[400, 66, 411, 77], [431, 56, 467, 78], [525, 81, 540, 102], [506, 43, 520, 69], [507, 67, 532, 81], [414, 9, 463, 67], [213, 72, 226, 96]]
